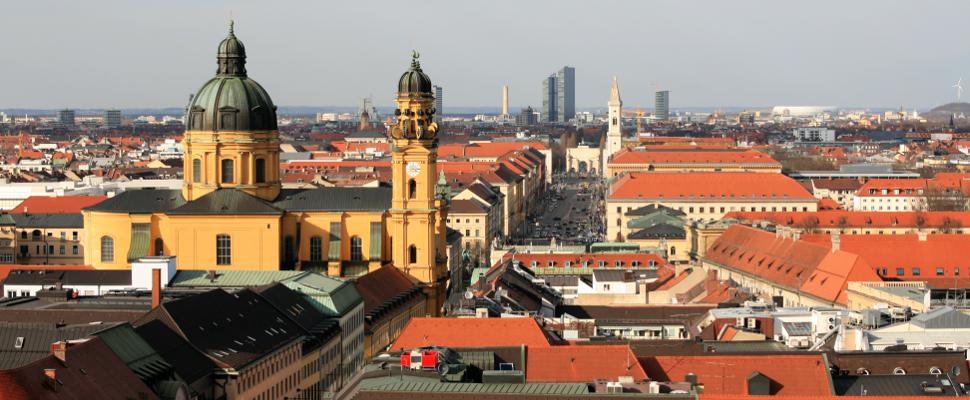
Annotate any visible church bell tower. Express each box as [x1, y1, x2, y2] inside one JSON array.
[[603, 77, 622, 176], [388, 52, 449, 315]]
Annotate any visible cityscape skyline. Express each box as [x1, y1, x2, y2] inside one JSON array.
[[1, 0, 969, 110]]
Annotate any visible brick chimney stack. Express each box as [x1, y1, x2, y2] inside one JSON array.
[[151, 268, 161, 309], [51, 341, 66, 364]]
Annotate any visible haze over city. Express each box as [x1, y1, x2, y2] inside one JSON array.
[[2, 0, 969, 109]]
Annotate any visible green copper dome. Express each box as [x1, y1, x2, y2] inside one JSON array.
[[186, 22, 277, 132], [398, 51, 433, 95]]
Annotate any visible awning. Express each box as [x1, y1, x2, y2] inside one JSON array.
[[127, 223, 151, 261], [369, 221, 382, 260], [328, 221, 341, 261]]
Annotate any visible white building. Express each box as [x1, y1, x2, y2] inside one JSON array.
[[793, 127, 836, 142]]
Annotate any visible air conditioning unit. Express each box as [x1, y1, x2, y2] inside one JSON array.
[[606, 382, 623, 394]]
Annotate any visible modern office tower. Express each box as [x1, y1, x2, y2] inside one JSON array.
[[502, 85, 509, 116], [103, 109, 122, 128], [655, 90, 670, 121], [58, 109, 76, 126], [433, 85, 443, 123], [516, 106, 538, 126], [542, 76, 556, 122], [541, 66, 575, 123]]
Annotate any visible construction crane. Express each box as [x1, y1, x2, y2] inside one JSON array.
[[635, 106, 645, 135]]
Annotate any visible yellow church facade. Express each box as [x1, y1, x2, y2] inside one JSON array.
[[81, 25, 450, 313]]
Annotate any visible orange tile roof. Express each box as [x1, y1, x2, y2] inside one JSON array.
[[609, 148, 780, 166], [705, 225, 879, 305], [725, 210, 970, 230], [609, 172, 814, 201], [439, 142, 547, 158], [526, 345, 646, 383], [801, 233, 970, 288], [642, 354, 831, 396], [390, 317, 550, 350], [10, 195, 108, 214]]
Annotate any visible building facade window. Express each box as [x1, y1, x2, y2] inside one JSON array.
[[154, 238, 164, 256], [221, 159, 234, 183], [408, 179, 417, 199], [310, 236, 322, 261], [408, 245, 417, 264], [255, 158, 266, 183], [216, 234, 231, 265], [193, 159, 202, 182], [100, 236, 114, 263], [350, 236, 363, 261]]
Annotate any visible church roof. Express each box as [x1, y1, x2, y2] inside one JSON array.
[[83, 189, 186, 214], [273, 187, 391, 212], [626, 204, 687, 217], [167, 189, 282, 215], [628, 224, 687, 240]]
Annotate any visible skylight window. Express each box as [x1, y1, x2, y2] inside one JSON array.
[[14, 337, 24, 349]]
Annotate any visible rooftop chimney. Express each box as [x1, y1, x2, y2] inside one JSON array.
[[917, 230, 928, 241], [151, 268, 161, 309], [830, 232, 840, 253], [51, 341, 66, 364]]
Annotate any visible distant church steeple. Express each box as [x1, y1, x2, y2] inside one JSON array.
[[603, 77, 623, 175]]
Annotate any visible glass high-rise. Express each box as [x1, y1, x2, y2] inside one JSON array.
[[541, 66, 575, 123], [103, 109, 122, 128], [433, 85, 443, 123], [655, 90, 670, 121]]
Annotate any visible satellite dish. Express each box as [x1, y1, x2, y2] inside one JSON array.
[[463, 291, 473, 300]]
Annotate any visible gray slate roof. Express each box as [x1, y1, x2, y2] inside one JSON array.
[[274, 187, 391, 212], [627, 224, 686, 239], [167, 189, 282, 215], [83, 189, 186, 214], [911, 306, 970, 329], [3, 269, 132, 286], [0, 321, 119, 368], [11, 213, 84, 228]]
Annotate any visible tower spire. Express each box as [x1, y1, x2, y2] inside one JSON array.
[[610, 76, 622, 105]]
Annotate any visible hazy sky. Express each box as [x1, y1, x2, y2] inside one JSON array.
[[2, 0, 969, 110]]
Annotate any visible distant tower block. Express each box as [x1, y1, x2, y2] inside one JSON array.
[[502, 85, 510, 116], [359, 110, 370, 131]]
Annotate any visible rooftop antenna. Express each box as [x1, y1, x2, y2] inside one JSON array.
[[953, 78, 964, 102]]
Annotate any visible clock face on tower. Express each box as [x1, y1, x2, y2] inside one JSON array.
[[406, 161, 422, 177]]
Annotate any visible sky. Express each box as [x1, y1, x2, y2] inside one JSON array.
[[1, 0, 969, 110]]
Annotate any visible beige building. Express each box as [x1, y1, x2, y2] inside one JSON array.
[[566, 144, 602, 175], [605, 147, 782, 178], [12, 214, 86, 265], [607, 172, 817, 240], [845, 281, 930, 313]]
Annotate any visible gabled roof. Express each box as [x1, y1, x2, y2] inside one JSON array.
[[0, 337, 159, 400], [449, 198, 489, 214], [627, 224, 686, 239], [704, 225, 879, 305], [625, 204, 686, 217], [0, 322, 118, 369], [10, 213, 84, 228], [10, 196, 107, 214], [609, 172, 814, 201], [134, 320, 215, 384], [167, 189, 281, 215], [390, 317, 550, 350], [641, 354, 832, 396], [83, 189, 186, 214], [136, 288, 303, 369], [910, 306, 970, 329], [273, 187, 391, 212], [253, 282, 330, 334], [91, 323, 175, 383], [353, 265, 423, 323], [526, 345, 646, 383]]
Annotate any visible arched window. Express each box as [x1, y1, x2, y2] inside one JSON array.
[[309, 236, 322, 262], [100, 236, 114, 263], [350, 236, 363, 261], [32, 230, 41, 240], [221, 159, 234, 183], [408, 245, 417, 264], [892, 367, 906, 375], [216, 234, 231, 265], [255, 158, 266, 183], [930, 367, 942, 375], [192, 159, 202, 183], [670, 246, 677, 256], [154, 238, 164, 256], [408, 179, 417, 199], [20, 231, 26, 239]]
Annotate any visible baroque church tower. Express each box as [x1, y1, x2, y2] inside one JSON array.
[[182, 22, 281, 202], [388, 52, 450, 315], [603, 77, 622, 175]]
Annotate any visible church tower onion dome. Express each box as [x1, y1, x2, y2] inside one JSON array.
[[186, 21, 277, 132], [397, 51, 433, 94]]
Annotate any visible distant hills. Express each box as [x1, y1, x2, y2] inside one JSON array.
[[922, 102, 970, 122]]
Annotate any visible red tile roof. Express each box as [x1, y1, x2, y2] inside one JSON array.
[[641, 354, 831, 396], [609, 172, 814, 201], [354, 265, 419, 315], [801, 233, 970, 288], [390, 317, 550, 350], [526, 345, 646, 383], [438, 142, 547, 158], [0, 338, 158, 400], [726, 210, 970, 230], [11, 196, 108, 214], [705, 225, 880, 305], [508, 252, 667, 272], [609, 148, 780, 167]]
